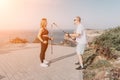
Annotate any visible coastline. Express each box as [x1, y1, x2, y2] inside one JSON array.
[[0, 29, 104, 44]]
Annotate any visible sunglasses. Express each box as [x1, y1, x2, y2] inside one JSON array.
[[74, 19, 77, 21]]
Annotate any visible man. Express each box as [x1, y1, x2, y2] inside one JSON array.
[[66, 16, 87, 70]]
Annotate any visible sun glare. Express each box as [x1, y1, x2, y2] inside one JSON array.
[[0, 0, 9, 8]]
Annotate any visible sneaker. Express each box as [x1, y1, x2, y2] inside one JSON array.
[[40, 63, 48, 67], [43, 60, 49, 64], [75, 66, 85, 70]]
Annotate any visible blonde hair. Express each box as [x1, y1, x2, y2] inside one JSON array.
[[40, 18, 47, 28]]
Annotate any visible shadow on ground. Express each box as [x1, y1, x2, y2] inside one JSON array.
[[50, 52, 76, 63]]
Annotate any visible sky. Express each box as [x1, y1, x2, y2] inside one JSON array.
[[0, 0, 120, 30]]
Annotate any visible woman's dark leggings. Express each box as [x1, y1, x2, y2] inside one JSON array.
[[40, 43, 48, 63]]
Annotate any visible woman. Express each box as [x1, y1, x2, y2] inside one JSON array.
[[38, 18, 52, 67]]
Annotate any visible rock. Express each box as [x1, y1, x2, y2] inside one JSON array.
[[93, 56, 106, 64], [94, 71, 106, 80]]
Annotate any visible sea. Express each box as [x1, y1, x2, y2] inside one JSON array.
[[0, 29, 73, 44]]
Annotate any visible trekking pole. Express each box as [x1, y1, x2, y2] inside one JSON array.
[[53, 23, 68, 34], [50, 24, 54, 54], [52, 23, 74, 41]]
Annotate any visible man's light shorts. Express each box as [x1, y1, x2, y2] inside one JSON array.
[[76, 44, 86, 54]]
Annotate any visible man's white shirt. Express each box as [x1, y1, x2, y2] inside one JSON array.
[[75, 24, 87, 44]]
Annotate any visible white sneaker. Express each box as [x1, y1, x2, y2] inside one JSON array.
[[40, 63, 48, 67], [43, 60, 49, 64]]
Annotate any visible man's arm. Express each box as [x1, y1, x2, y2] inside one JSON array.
[[69, 33, 81, 38], [66, 31, 83, 38]]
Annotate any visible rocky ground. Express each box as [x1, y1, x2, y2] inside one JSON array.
[[83, 47, 120, 80]]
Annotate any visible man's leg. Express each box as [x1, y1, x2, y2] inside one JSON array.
[[76, 44, 86, 70], [77, 54, 83, 68]]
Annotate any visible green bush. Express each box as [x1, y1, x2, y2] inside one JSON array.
[[94, 26, 120, 51]]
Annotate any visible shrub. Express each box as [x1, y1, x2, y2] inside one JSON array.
[[10, 37, 28, 43], [94, 26, 120, 51]]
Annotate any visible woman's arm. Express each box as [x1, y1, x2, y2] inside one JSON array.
[[37, 29, 44, 43], [42, 35, 52, 40]]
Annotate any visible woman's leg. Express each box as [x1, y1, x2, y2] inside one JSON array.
[[42, 43, 48, 60], [40, 43, 48, 63]]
